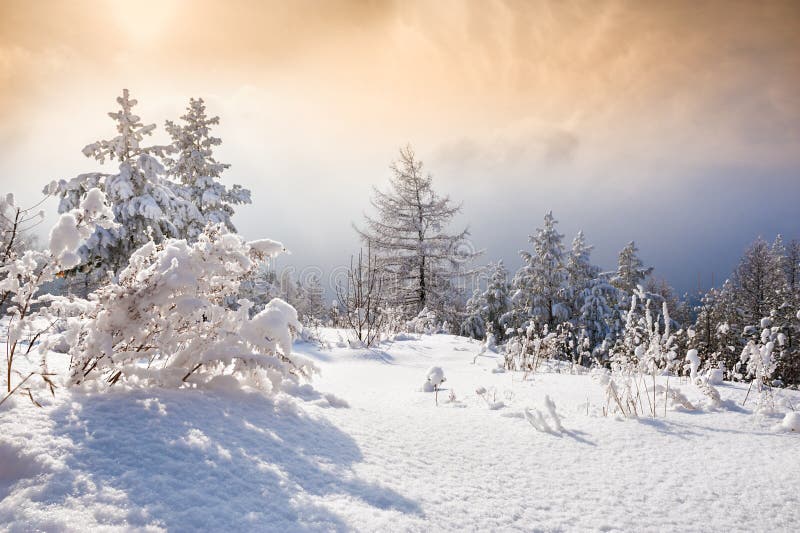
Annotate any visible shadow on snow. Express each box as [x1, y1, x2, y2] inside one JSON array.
[[50, 388, 421, 531]]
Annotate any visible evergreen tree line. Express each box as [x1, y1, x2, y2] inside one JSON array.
[[460, 216, 800, 386]]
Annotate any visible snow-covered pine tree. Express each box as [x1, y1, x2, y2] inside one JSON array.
[[578, 276, 617, 357], [483, 260, 512, 341], [612, 241, 653, 296], [783, 239, 800, 299], [565, 230, 600, 320], [510, 211, 569, 331], [164, 97, 251, 240], [356, 145, 479, 321], [693, 287, 724, 371], [461, 288, 487, 340], [289, 278, 310, 320], [461, 261, 513, 341], [49, 89, 197, 280]]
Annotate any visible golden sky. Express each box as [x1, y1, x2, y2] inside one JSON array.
[[1, 0, 799, 290]]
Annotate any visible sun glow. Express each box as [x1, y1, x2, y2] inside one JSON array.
[[106, 0, 177, 45]]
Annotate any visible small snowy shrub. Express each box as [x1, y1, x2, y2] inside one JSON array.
[[423, 366, 445, 404], [66, 225, 315, 392], [408, 308, 440, 335], [475, 385, 505, 410], [686, 349, 700, 382], [423, 366, 445, 390], [524, 396, 563, 433], [1, 189, 115, 403], [739, 318, 781, 413]]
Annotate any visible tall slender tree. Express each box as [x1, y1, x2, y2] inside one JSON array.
[[356, 145, 478, 320], [730, 237, 787, 326]]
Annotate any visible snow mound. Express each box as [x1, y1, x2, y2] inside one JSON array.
[[779, 411, 800, 432]]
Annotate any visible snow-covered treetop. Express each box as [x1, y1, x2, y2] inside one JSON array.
[[567, 230, 600, 289], [613, 241, 653, 294], [82, 89, 161, 164], [164, 97, 251, 238], [360, 145, 468, 256]]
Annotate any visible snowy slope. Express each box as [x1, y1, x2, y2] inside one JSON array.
[[2, 331, 799, 532]]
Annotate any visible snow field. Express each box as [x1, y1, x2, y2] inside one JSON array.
[[1, 331, 799, 532]]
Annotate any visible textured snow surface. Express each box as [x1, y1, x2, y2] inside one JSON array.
[[2, 331, 799, 531]]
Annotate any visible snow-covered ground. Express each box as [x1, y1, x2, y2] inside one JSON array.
[[2, 331, 799, 532]]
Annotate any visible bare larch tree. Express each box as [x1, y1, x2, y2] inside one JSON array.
[[356, 145, 479, 321]]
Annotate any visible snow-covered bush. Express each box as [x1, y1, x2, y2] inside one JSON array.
[[422, 367, 446, 405], [422, 366, 445, 392], [605, 294, 683, 417], [1, 189, 115, 402], [65, 225, 315, 392], [408, 307, 441, 334], [738, 317, 782, 413]]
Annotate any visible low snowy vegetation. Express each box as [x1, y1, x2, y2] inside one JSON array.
[[1, 187, 115, 403], [65, 225, 313, 392]]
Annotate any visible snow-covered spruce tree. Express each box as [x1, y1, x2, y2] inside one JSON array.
[[510, 211, 569, 332], [781, 240, 800, 385], [460, 288, 486, 340], [578, 276, 618, 361], [355, 145, 479, 325], [783, 239, 800, 300], [612, 241, 653, 297], [483, 260, 512, 341], [49, 89, 198, 281], [1, 188, 115, 400], [67, 225, 314, 391], [565, 230, 600, 318], [164, 97, 251, 240], [460, 261, 512, 342]]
